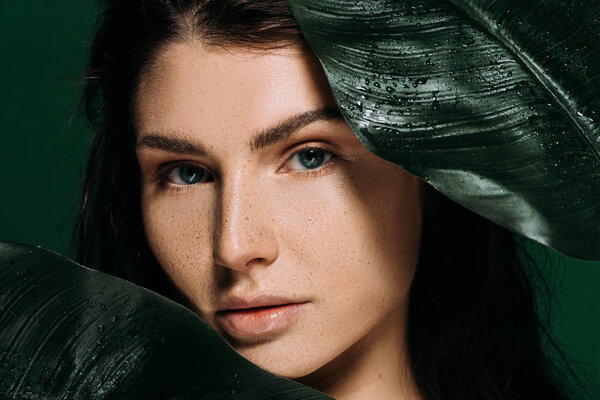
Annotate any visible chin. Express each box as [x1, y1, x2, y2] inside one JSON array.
[[234, 345, 323, 380]]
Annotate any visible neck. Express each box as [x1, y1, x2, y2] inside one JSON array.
[[295, 304, 422, 400]]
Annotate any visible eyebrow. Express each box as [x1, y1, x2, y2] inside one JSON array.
[[135, 107, 343, 156]]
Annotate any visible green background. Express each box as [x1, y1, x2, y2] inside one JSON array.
[[0, 1, 598, 394]]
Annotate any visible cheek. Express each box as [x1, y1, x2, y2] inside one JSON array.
[[276, 163, 421, 324], [141, 188, 215, 309], [252, 164, 422, 377], [287, 162, 420, 270]]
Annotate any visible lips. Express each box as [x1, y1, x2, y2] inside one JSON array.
[[216, 295, 310, 337], [217, 294, 305, 311]]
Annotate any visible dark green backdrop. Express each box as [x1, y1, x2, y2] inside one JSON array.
[[0, 1, 598, 394]]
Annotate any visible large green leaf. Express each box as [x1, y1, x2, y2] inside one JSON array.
[[0, 242, 331, 399], [285, 0, 600, 260]]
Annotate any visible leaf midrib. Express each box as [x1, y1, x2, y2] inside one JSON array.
[[447, 0, 600, 163]]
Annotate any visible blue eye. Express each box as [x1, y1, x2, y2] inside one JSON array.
[[166, 164, 210, 185], [287, 147, 333, 171]]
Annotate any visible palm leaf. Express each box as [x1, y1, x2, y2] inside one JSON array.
[[285, 0, 600, 260], [0, 242, 331, 399]]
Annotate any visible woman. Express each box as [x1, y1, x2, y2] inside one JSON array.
[[73, 0, 589, 398]]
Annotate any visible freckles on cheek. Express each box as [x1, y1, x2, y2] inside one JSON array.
[[328, 166, 421, 290], [144, 206, 177, 247], [141, 193, 214, 274], [282, 189, 368, 294]]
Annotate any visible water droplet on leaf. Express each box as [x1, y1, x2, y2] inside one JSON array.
[[412, 77, 429, 87]]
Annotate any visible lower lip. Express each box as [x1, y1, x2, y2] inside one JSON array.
[[216, 302, 309, 337]]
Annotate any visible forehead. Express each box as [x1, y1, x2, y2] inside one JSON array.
[[134, 41, 337, 141]]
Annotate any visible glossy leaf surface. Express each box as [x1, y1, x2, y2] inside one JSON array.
[[0, 242, 331, 399], [286, 0, 600, 260]]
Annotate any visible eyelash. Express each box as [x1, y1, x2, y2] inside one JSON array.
[[153, 143, 339, 191]]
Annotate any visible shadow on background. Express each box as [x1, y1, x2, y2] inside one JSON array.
[[0, 0, 598, 395]]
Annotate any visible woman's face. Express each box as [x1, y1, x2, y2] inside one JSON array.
[[135, 41, 423, 380]]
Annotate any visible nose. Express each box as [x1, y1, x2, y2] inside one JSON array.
[[212, 171, 279, 272]]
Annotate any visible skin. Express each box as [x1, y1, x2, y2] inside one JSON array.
[[135, 40, 424, 399]]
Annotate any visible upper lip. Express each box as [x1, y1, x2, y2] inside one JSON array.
[[216, 294, 307, 312]]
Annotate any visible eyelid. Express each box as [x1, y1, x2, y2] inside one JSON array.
[[280, 139, 341, 158], [153, 161, 184, 181]]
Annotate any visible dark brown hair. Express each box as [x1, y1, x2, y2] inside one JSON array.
[[74, 1, 581, 398]]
